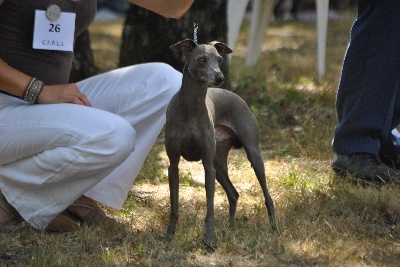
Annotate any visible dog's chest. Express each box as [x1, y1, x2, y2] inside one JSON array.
[[179, 119, 214, 161], [166, 90, 215, 161]]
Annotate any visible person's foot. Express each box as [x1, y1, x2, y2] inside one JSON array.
[[379, 153, 400, 170], [66, 196, 119, 228], [45, 214, 80, 232], [0, 192, 24, 233], [332, 153, 400, 183], [379, 128, 400, 169], [1, 192, 79, 232]]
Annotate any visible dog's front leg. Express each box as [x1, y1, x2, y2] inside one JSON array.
[[203, 157, 216, 245], [166, 156, 180, 240]]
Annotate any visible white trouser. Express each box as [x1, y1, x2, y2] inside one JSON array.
[[0, 63, 181, 229]]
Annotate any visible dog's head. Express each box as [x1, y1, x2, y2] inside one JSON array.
[[170, 39, 233, 87]]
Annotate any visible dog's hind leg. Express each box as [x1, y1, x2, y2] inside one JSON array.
[[214, 140, 239, 227]]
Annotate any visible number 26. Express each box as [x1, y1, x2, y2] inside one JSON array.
[[49, 24, 61, 33]]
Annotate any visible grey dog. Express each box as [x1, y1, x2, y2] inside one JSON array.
[[165, 39, 276, 244]]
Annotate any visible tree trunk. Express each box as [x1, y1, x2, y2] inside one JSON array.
[[70, 30, 98, 83], [119, 0, 230, 87]]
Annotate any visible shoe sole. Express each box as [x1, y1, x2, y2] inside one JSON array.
[[331, 165, 382, 186]]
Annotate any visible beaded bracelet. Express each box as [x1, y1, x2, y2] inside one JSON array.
[[23, 77, 44, 104]]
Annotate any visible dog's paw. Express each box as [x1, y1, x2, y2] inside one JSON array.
[[164, 232, 175, 242], [202, 234, 217, 252]]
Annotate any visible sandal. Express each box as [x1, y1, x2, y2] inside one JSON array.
[[1, 192, 79, 233], [45, 213, 80, 232], [0, 193, 24, 233], [66, 200, 118, 227]]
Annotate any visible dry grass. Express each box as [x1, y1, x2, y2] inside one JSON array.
[[1, 9, 399, 266]]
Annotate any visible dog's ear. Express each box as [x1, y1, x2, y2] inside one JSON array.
[[209, 41, 233, 55], [170, 39, 197, 53]]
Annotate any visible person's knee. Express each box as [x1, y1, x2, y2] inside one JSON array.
[[108, 118, 135, 166], [150, 63, 182, 97], [87, 116, 135, 168]]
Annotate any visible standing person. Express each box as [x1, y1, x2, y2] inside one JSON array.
[[0, 0, 194, 232], [331, 0, 400, 183]]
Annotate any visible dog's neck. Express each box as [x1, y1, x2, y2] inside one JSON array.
[[177, 64, 209, 110], [182, 64, 208, 92]]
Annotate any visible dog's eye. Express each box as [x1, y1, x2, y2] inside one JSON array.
[[198, 57, 207, 64]]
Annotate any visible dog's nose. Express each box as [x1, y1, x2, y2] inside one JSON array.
[[216, 75, 225, 85]]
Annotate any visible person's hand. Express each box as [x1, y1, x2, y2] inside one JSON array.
[[37, 83, 91, 106]]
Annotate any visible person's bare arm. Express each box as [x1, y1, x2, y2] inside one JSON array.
[[0, 59, 31, 99], [127, 0, 194, 19], [0, 0, 191, 104], [0, 59, 91, 106], [0, 1, 90, 106]]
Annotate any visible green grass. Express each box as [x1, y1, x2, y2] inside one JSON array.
[[1, 9, 399, 266]]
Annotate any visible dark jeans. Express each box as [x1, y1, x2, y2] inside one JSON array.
[[332, 0, 400, 156]]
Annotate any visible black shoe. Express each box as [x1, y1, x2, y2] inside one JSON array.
[[332, 153, 400, 183], [379, 153, 400, 170]]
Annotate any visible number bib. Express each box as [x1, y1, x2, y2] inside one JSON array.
[[32, 10, 76, 52]]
